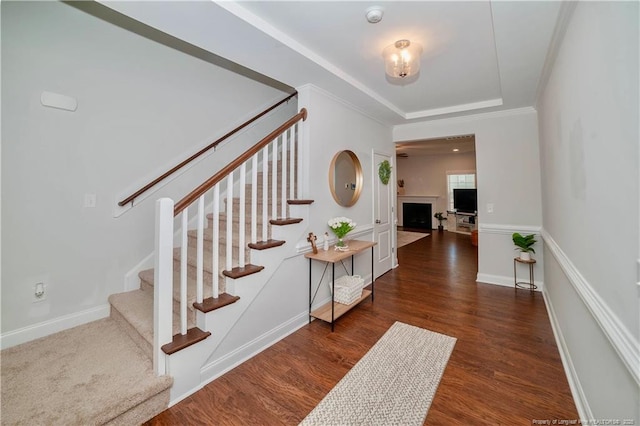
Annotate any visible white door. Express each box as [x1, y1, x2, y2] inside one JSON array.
[[373, 151, 393, 278]]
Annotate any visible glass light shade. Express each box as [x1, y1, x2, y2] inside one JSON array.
[[383, 40, 422, 78]]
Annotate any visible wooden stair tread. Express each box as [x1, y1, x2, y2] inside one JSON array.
[[161, 327, 211, 355], [193, 293, 240, 313], [248, 239, 285, 250], [222, 264, 265, 279], [269, 217, 303, 225], [287, 199, 314, 205]]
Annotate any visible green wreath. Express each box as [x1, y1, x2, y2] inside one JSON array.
[[378, 160, 391, 185]]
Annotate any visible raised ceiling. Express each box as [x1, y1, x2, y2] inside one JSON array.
[[225, 1, 562, 122], [396, 136, 476, 157], [100, 1, 563, 124]]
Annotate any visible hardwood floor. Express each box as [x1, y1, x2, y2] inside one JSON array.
[[146, 231, 578, 425]]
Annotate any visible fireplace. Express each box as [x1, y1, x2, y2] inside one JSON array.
[[402, 203, 432, 230]]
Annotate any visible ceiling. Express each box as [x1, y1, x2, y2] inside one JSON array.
[[396, 135, 476, 157], [222, 1, 562, 123], [99, 1, 563, 125]]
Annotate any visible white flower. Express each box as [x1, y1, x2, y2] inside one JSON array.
[[327, 217, 357, 238]]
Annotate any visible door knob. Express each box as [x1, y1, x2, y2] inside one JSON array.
[[375, 219, 381, 224]]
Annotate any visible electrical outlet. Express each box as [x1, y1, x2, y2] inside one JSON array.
[[34, 282, 46, 303], [486, 203, 494, 213]]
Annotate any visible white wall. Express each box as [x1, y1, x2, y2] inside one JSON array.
[[394, 109, 543, 288], [1, 2, 291, 336], [396, 152, 476, 216], [537, 2, 639, 420], [201, 84, 394, 368]]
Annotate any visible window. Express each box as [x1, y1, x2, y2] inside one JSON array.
[[447, 172, 476, 211]]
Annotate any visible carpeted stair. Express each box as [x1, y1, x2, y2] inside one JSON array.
[[0, 154, 309, 424], [0, 318, 172, 425]]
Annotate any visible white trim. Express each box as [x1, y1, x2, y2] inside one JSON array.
[[394, 106, 537, 140], [195, 311, 309, 401], [405, 98, 503, 120], [216, 3, 405, 120], [541, 288, 593, 421], [479, 223, 541, 235], [542, 230, 640, 386], [124, 252, 154, 291], [534, 1, 578, 109], [476, 272, 543, 291], [298, 84, 389, 127], [0, 304, 110, 350]]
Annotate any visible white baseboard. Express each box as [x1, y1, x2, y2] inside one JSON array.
[[192, 311, 309, 403], [542, 288, 593, 420], [0, 304, 110, 350], [476, 272, 543, 291], [124, 252, 154, 291]]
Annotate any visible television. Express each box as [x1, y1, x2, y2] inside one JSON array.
[[453, 189, 477, 214]]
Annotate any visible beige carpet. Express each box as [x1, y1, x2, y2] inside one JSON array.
[[397, 230, 430, 247], [300, 322, 456, 426], [1, 318, 172, 425]]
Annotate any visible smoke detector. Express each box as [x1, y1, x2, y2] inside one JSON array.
[[365, 7, 384, 24]]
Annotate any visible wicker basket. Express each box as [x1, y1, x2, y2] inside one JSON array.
[[333, 275, 364, 305]]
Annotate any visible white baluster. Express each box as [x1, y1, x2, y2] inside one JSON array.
[[251, 154, 258, 244], [196, 195, 204, 304], [239, 163, 246, 268], [289, 127, 295, 200], [180, 209, 188, 336], [295, 123, 301, 199], [154, 198, 174, 375], [272, 137, 278, 219], [281, 131, 288, 218], [262, 146, 268, 242], [226, 172, 233, 272], [212, 184, 219, 299]]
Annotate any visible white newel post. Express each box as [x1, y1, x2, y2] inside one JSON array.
[[154, 198, 174, 376]]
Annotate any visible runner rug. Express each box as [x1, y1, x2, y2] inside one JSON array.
[[300, 322, 456, 426], [397, 230, 430, 248]]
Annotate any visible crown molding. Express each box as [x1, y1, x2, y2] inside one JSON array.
[[534, 1, 578, 108], [405, 98, 504, 120], [215, 1, 405, 119]]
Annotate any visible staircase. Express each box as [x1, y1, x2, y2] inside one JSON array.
[[110, 108, 310, 409], [0, 108, 310, 424]]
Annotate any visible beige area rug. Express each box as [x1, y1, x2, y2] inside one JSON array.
[[397, 230, 430, 248], [300, 322, 456, 426]]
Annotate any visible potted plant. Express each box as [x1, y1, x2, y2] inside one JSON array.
[[434, 212, 447, 232], [512, 232, 536, 260], [397, 179, 405, 195]]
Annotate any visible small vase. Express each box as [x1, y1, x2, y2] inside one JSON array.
[[335, 237, 348, 250], [519, 251, 531, 261]]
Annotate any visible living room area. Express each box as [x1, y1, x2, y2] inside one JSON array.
[[395, 135, 479, 249]]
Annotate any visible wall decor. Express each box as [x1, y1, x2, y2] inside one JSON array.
[[378, 160, 392, 185]]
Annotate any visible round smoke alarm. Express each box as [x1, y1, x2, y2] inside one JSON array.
[[366, 7, 384, 24]]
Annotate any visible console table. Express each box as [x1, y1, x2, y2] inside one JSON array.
[[305, 240, 376, 331]]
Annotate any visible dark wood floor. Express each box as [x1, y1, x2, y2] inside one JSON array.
[[146, 231, 578, 425]]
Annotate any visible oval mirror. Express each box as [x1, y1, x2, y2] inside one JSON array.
[[329, 150, 363, 207]]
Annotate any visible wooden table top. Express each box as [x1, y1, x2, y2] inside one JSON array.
[[304, 240, 376, 263]]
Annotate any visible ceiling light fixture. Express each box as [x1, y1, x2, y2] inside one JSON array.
[[383, 40, 422, 79], [365, 7, 384, 24], [452, 148, 460, 152]]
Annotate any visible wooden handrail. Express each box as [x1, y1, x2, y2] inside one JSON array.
[[118, 92, 298, 207], [174, 108, 307, 215]]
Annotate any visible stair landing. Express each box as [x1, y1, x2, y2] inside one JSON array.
[[0, 318, 172, 425]]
